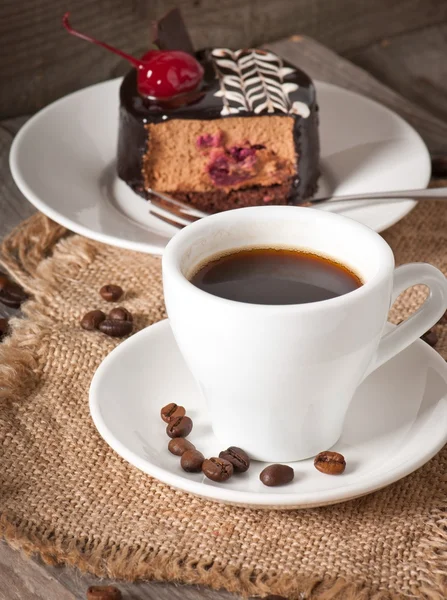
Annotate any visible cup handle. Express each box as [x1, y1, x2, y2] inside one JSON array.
[[363, 263, 447, 379]]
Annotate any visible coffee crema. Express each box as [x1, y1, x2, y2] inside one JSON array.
[[189, 247, 362, 305]]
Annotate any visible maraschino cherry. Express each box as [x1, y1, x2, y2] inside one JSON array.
[[62, 13, 204, 99]]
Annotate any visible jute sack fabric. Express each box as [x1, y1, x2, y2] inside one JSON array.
[[0, 202, 446, 599]]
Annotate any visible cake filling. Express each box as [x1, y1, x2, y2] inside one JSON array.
[[142, 116, 297, 196]]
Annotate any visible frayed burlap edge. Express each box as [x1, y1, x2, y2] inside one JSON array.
[[0, 214, 444, 600], [0, 214, 98, 403], [0, 510, 409, 600]]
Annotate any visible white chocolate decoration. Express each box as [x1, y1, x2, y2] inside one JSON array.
[[211, 48, 309, 118]]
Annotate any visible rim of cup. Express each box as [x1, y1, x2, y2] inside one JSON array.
[[162, 206, 395, 313]]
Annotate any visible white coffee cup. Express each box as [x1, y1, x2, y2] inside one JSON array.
[[162, 206, 447, 462]]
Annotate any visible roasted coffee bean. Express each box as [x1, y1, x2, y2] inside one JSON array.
[[421, 328, 438, 347], [80, 310, 106, 331], [100, 284, 124, 302], [0, 281, 28, 308], [0, 272, 9, 290], [431, 156, 447, 178], [160, 402, 186, 423], [314, 451, 346, 475], [166, 415, 193, 438], [108, 307, 133, 322], [0, 318, 9, 342], [181, 449, 205, 472], [202, 457, 234, 482], [98, 319, 133, 337], [219, 446, 250, 472], [249, 597, 288, 600], [168, 438, 195, 456], [86, 586, 122, 600], [260, 464, 294, 487]]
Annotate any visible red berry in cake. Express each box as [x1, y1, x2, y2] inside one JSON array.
[[196, 131, 225, 150], [62, 13, 203, 99], [205, 144, 262, 187], [228, 145, 257, 162]]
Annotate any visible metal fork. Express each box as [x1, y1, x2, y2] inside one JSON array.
[[147, 186, 447, 229]]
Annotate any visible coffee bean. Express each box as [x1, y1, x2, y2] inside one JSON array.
[[181, 449, 205, 472], [0, 318, 9, 342], [421, 328, 438, 347], [260, 464, 294, 487], [166, 415, 193, 438], [160, 402, 186, 423], [0, 281, 28, 308], [202, 457, 234, 482], [0, 272, 9, 290], [314, 451, 346, 475], [219, 446, 250, 472], [80, 310, 106, 331], [108, 307, 133, 322], [86, 586, 122, 600], [98, 319, 133, 337], [168, 438, 195, 456], [431, 156, 447, 178], [249, 597, 288, 600], [100, 284, 123, 302]]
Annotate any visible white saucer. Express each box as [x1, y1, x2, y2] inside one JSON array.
[[10, 78, 430, 254], [89, 320, 447, 509]]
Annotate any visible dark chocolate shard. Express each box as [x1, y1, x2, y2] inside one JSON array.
[[151, 8, 195, 55]]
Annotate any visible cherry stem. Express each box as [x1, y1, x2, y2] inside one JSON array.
[[62, 13, 142, 68]]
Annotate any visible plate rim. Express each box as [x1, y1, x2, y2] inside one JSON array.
[[10, 78, 431, 255], [89, 319, 447, 509]]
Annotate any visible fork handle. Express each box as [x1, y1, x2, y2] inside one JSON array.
[[312, 187, 447, 205]]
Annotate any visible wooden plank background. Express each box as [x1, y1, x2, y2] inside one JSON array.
[[1, 0, 447, 119], [348, 21, 447, 125]]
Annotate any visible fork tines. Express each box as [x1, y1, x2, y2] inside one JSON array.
[[147, 188, 209, 229]]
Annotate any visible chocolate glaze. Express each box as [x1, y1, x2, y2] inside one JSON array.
[[117, 49, 320, 207]]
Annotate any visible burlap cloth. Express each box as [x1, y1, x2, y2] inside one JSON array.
[[0, 202, 446, 600]]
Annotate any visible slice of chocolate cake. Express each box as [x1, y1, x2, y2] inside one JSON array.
[[118, 48, 319, 212], [63, 10, 319, 213]]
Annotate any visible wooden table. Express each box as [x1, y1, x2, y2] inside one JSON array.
[[0, 35, 446, 600]]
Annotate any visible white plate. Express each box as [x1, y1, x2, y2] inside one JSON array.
[[89, 320, 447, 509], [10, 79, 430, 254]]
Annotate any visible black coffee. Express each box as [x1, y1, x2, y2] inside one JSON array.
[[190, 248, 362, 305]]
